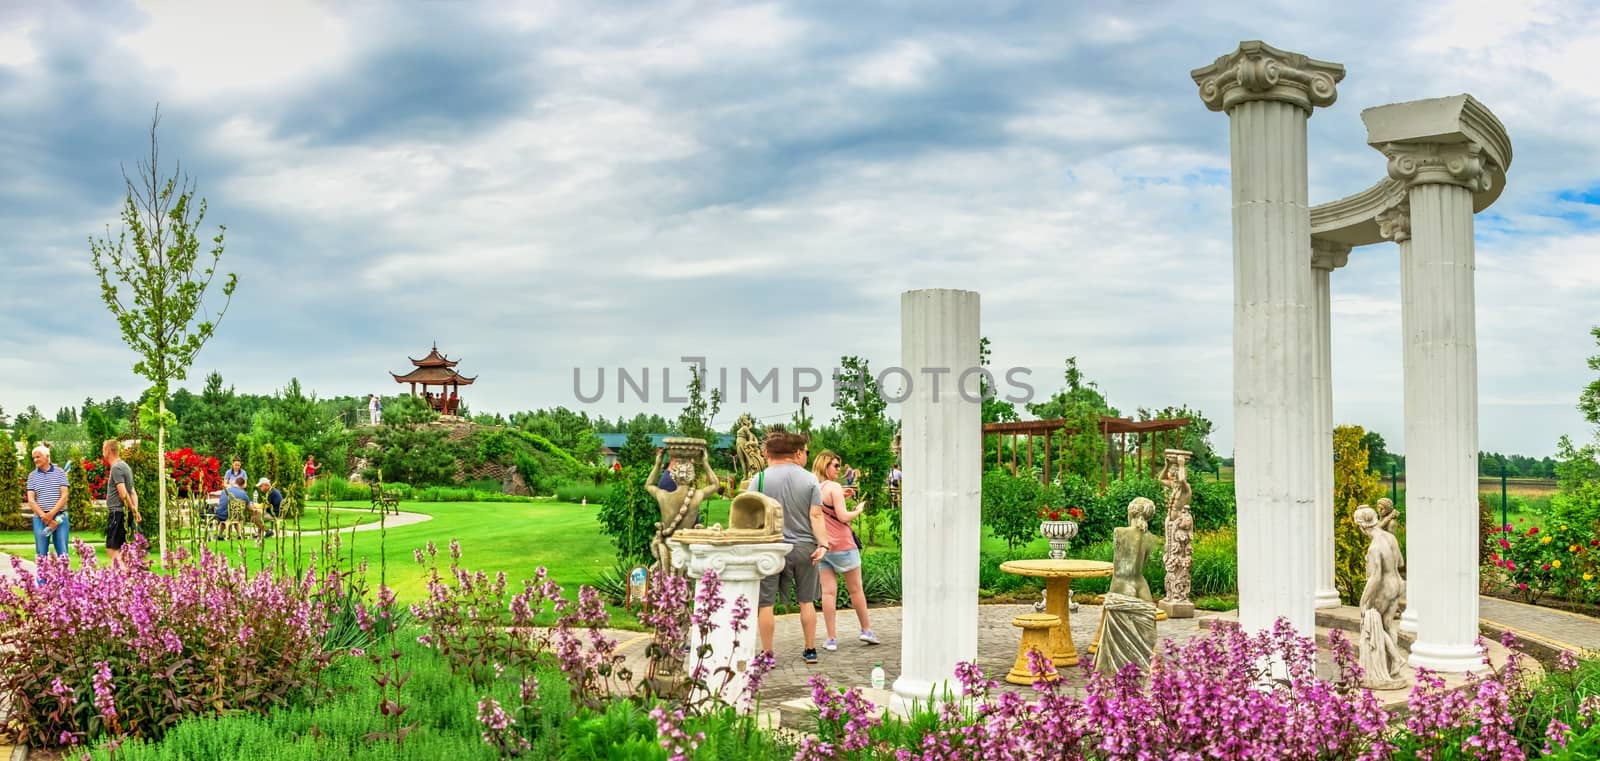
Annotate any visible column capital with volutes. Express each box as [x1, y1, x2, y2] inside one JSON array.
[[1310, 238, 1351, 271], [1192, 41, 1345, 115], [1381, 142, 1493, 192]]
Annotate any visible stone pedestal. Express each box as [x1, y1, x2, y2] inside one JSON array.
[[893, 289, 981, 708], [1312, 239, 1351, 609], [667, 540, 792, 706], [1193, 41, 1343, 637], [1158, 599, 1195, 618]]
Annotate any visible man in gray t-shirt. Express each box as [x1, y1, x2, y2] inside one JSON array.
[[102, 439, 140, 566], [755, 432, 831, 664]]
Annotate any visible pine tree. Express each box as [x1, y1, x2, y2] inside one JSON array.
[[0, 437, 23, 530]]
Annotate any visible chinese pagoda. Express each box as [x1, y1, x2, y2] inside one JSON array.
[[391, 343, 476, 416]]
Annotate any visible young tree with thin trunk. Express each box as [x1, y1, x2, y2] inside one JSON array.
[[90, 107, 238, 559]]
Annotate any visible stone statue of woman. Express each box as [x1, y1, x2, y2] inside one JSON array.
[[1159, 450, 1196, 617], [1354, 505, 1407, 689], [1096, 497, 1160, 676]]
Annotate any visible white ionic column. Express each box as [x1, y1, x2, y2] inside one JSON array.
[[669, 540, 791, 706], [1193, 42, 1344, 636], [1311, 238, 1350, 610], [1385, 142, 1489, 672], [1378, 203, 1422, 635], [894, 289, 981, 706]]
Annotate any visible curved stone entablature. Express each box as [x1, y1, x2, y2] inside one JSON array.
[[1363, 94, 1512, 175], [1309, 96, 1510, 249], [1191, 40, 1345, 114]]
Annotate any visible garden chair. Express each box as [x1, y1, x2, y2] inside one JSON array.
[[369, 483, 400, 516], [220, 506, 247, 541]]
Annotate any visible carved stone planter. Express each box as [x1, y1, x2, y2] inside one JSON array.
[[1039, 520, 1079, 560]]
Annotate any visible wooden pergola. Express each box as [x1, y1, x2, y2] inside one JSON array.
[[982, 416, 1190, 491]]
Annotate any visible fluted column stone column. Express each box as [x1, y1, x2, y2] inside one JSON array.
[[1311, 238, 1350, 609], [893, 289, 982, 706], [1385, 142, 1490, 672], [1193, 41, 1344, 636], [1377, 203, 1423, 635]]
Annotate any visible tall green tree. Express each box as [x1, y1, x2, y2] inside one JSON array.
[[1027, 357, 1116, 484], [832, 356, 897, 544], [90, 108, 238, 558], [179, 372, 250, 460], [1551, 326, 1600, 532], [0, 436, 22, 529], [1136, 405, 1219, 474]]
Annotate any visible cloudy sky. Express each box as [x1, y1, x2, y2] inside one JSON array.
[[1, 0, 1597, 457]]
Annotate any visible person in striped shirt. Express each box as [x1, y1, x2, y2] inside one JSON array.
[[25, 445, 70, 558]]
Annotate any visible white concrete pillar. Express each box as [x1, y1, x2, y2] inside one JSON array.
[[1193, 42, 1343, 636], [668, 540, 792, 705], [1377, 203, 1422, 635], [894, 289, 981, 705], [1311, 239, 1350, 609], [1385, 142, 1489, 672]]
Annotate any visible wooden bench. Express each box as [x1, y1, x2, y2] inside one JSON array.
[[369, 484, 400, 515]]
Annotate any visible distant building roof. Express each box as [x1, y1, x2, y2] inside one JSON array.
[[597, 433, 734, 450]]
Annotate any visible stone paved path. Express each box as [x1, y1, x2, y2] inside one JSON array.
[[754, 602, 1217, 703], [1479, 595, 1600, 655]]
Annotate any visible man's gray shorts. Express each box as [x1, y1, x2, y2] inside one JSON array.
[[759, 541, 820, 608]]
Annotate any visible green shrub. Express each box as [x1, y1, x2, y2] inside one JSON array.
[[1189, 477, 1236, 530], [1100, 476, 1166, 534], [1058, 474, 1108, 543], [981, 469, 1060, 550], [860, 550, 902, 604], [1190, 526, 1238, 597], [597, 467, 656, 563], [978, 548, 1046, 596]]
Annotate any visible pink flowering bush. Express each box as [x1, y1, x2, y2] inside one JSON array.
[[0, 537, 339, 749]]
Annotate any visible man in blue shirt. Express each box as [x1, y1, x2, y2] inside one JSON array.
[[216, 477, 251, 540], [25, 445, 70, 559], [254, 478, 284, 539]]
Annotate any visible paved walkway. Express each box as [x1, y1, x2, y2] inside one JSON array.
[[1479, 595, 1600, 655]]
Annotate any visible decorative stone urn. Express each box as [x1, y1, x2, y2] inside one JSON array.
[[666, 489, 790, 708], [1039, 520, 1079, 560]]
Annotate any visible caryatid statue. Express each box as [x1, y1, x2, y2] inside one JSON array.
[[1159, 449, 1196, 618], [734, 414, 766, 489], [644, 440, 722, 575]]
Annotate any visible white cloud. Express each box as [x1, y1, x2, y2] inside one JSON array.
[[117, 0, 350, 99], [2, 0, 1598, 460]]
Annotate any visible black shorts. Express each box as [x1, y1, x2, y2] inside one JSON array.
[[106, 510, 128, 550]]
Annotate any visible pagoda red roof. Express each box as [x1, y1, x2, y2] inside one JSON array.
[[391, 366, 477, 386], [408, 344, 459, 368]]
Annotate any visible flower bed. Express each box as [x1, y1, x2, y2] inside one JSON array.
[[11, 538, 1600, 760]]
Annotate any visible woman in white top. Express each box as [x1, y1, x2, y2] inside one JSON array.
[[809, 450, 878, 649]]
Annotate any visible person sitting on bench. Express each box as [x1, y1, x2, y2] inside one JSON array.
[[217, 477, 251, 539], [255, 478, 284, 539]]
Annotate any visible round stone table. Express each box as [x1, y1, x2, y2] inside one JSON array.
[[999, 558, 1113, 667]]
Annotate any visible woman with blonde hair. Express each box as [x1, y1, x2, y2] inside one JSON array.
[[810, 450, 878, 649]]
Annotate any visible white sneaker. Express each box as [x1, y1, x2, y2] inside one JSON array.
[[823, 638, 837, 651], [859, 630, 881, 645]]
